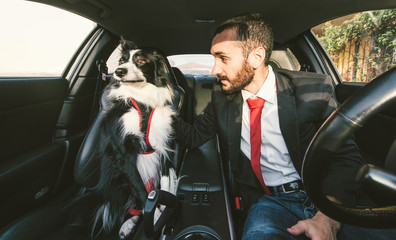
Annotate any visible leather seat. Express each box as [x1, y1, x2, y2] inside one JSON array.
[[0, 48, 186, 240]]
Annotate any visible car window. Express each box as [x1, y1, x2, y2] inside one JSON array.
[[312, 9, 395, 83], [168, 55, 215, 76], [0, 0, 95, 77]]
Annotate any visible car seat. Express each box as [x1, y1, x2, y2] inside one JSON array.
[[0, 48, 186, 240]]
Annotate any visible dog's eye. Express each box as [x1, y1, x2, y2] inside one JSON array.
[[119, 58, 125, 65], [136, 59, 146, 65]]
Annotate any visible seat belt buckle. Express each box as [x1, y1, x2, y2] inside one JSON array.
[[235, 197, 244, 211]]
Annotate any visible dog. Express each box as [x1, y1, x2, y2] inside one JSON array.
[[90, 39, 178, 239]]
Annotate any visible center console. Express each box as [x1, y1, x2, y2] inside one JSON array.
[[165, 138, 236, 240]]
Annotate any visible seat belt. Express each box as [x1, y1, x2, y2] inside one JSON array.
[[89, 59, 108, 125]]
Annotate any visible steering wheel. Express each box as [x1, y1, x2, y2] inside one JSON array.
[[302, 67, 396, 228]]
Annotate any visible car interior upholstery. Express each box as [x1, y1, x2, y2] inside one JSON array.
[[3, 30, 394, 238], [1, 0, 395, 237]]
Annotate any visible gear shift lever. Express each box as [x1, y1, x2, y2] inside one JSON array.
[[144, 189, 180, 238]]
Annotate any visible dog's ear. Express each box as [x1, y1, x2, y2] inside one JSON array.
[[153, 52, 173, 87], [120, 36, 137, 51]]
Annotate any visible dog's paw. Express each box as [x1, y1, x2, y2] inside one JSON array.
[[119, 215, 139, 239]]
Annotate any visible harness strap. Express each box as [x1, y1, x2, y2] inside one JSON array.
[[128, 97, 156, 154], [145, 108, 156, 151], [128, 178, 155, 215], [129, 97, 143, 130]]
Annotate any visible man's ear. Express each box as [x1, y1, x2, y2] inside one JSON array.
[[248, 47, 266, 69]]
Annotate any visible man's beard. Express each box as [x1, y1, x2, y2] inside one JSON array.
[[219, 60, 254, 95]]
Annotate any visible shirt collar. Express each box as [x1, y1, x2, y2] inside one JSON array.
[[241, 65, 276, 103]]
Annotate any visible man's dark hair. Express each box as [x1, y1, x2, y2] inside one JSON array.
[[214, 13, 273, 66]]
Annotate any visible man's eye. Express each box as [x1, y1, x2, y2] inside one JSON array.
[[220, 57, 228, 63], [136, 59, 146, 65]]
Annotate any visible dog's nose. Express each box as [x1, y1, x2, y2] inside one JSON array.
[[115, 68, 127, 77]]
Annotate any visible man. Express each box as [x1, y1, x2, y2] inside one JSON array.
[[174, 13, 385, 239]]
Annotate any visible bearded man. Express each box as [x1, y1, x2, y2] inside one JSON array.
[[174, 13, 394, 240]]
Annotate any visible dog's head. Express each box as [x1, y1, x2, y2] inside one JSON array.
[[113, 39, 173, 90]]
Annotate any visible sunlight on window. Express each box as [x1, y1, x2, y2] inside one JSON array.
[[313, 9, 396, 82], [0, 0, 96, 77], [168, 54, 215, 75]]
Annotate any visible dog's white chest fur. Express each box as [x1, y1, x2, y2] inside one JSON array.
[[108, 83, 175, 184]]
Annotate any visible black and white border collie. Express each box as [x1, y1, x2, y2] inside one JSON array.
[[92, 39, 178, 239]]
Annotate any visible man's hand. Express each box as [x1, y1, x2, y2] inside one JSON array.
[[287, 210, 341, 240]]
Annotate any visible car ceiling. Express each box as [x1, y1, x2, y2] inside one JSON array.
[[33, 0, 395, 55]]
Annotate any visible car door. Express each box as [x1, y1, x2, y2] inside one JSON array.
[[0, 1, 99, 228]]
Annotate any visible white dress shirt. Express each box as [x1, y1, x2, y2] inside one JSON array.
[[240, 66, 300, 186]]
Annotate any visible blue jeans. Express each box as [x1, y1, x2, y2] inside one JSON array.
[[242, 191, 396, 240]]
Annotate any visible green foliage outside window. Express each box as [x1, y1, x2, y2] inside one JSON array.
[[316, 9, 395, 82]]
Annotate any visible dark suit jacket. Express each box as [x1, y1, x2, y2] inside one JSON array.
[[175, 68, 362, 209]]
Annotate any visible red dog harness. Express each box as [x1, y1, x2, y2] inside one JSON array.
[[127, 97, 157, 215], [128, 178, 155, 215], [129, 97, 156, 154]]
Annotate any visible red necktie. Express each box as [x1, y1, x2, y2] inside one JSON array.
[[247, 98, 271, 195]]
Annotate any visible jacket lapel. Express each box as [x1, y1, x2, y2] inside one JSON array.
[[275, 71, 302, 174]]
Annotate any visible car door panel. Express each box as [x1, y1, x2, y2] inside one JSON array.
[[0, 142, 64, 228], [0, 78, 68, 159], [0, 77, 68, 228]]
